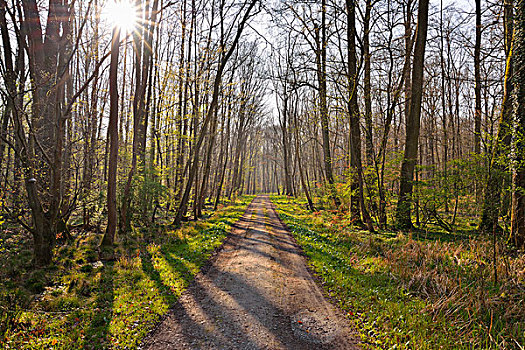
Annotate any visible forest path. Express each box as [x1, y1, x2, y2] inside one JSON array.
[[141, 195, 359, 350]]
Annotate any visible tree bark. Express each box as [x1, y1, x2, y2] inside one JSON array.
[[474, 0, 482, 154], [101, 27, 121, 248], [346, 0, 363, 223], [120, 0, 159, 233], [363, 0, 373, 166], [19, 0, 74, 264], [396, 0, 430, 229], [292, 97, 315, 211], [317, 0, 340, 207], [479, 0, 513, 233], [511, 0, 525, 249]]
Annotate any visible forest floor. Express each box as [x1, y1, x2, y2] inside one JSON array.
[[141, 195, 359, 350], [0, 196, 255, 349], [271, 195, 525, 349]]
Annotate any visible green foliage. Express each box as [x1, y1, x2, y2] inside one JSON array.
[[119, 165, 168, 230], [271, 195, 525, 349], [0, 196, 254, 349], [412, 155, 510, 230], [0, 287, 29, 345]]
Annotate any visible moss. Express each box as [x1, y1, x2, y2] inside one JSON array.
[[24, 270, 47, 294], [80, 264, 93, 273], [1, 195, 255, 349], [271, 195, 525, 349]]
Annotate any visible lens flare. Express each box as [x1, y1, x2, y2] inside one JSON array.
[[103, 0, 138, 33]]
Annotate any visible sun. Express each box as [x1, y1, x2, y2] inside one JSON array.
[[103, 0, 138, 33]]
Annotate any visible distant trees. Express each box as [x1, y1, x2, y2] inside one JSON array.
[[263, 0, 516, 236], [173, 0, 259, 226], [0, 0, 266, 265], [1, 0, 525, 266]]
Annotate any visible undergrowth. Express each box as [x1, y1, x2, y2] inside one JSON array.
[[0, 196, 254, 349], [271, 195, 525, 349]]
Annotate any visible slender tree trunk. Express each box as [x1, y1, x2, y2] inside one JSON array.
[[474, 0, 482, 154], [317, 0, 340, 207], [292, 105, 315, 211], [0, 0, 13, 170], [214, 100, 232, 210], [280, 93, 293, 196], [440, 0, 449, 213], [347, 0, 364, 223], [173, 0, 257, 226], [363, 0, 373, 166], [197, 105, 219, 217], [120, 0, 159, 232], [101, 27, 120, 248]]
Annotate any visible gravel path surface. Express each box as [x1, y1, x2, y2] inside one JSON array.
[[141, 195, 359, 349]]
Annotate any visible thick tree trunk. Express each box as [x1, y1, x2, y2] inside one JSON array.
[[511, 0, 525, 248], [403, 0, 413, 133], [19, 0, 73, 264], [396, 0, 430, 229], [479, 0, 513, 233]]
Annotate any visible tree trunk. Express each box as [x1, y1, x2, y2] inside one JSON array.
[[292, 105, 315, 211], [396, 0, 430, 229], [280, 91, 293, 196], [474, 0, 482, 154], [511, 0, 525, 249], [317, 0, 340, 207], [479, 0, 513, 233], [363, 0, 373, 166], [347, 0, 363, 223], [197, 105, 219, 217], [19, 0, 73, 264], [101, 27, 121, 248], [214, 100, 232, 210], [173, 0, 257, 226], [440, 0, 449, 213], [120, 0, 159, 233]]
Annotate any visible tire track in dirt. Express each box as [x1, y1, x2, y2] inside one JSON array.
[[141, 195, 359, 349]]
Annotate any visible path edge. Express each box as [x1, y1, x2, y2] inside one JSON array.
[[139, 196, 257, 348], [267, 196, 361, 340]]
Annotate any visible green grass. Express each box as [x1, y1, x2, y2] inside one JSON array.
[[271, 195, 525, 349], [0, 196, 254, 349]]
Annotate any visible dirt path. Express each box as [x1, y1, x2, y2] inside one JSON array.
[[141, 195, 359, 349]]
